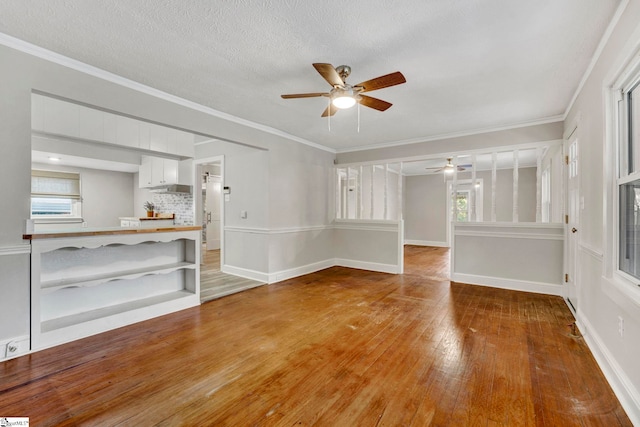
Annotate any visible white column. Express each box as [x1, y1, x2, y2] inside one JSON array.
[[370, 165, 375, 219], [358, 165, 363, 219], [452, 157, 458, 222], [336, 168, 341, 219], [513, 150, 519, 222], [384, 164, 389, 220], [470, 154, 477, 222], [536, 147, 542, 222], [397, 163, 403, 221], [346, 167, 351, 219], [491, 152, 497, 222]]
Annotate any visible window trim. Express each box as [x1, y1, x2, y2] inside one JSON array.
[[604, 46, 640, 308]]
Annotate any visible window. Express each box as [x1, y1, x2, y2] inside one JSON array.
[[618, 78, 640, 280], [31, 170, 82, 219], [454, 190, 470, 222], [449, 180, 483, 223]]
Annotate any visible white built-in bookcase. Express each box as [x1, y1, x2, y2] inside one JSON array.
[[29, 230, 200, 350]]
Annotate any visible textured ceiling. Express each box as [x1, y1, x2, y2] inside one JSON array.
[[0, 0, 621, 151]]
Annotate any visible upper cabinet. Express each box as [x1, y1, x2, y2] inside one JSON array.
[[32, 94, 195, 158], [139, 156, 192, 188]]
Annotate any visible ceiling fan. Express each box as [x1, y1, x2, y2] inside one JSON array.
[[281, 63, 406, 117], [426, 158, 473, 174]]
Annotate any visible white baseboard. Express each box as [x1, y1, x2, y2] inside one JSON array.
[[576, 313, 640, 426], [221, 265, 270, 283], [451, 272, 562, 296], [335, 258, 400, 274], [223, 258, 401, 284], [404, 240, 449, 247], [268, 259, 335, 284], [0, 335, 30, 361]]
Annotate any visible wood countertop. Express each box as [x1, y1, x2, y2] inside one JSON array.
[[24, 225, 201, 240], [119, 217, 175, 221]]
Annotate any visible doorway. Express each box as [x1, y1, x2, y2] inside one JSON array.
[[195, 157, 224, 273]]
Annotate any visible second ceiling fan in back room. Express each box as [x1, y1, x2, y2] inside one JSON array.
[[281, 63, 406, 119], [425, 158, 473, 174]]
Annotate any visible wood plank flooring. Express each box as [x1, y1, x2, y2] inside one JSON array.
[[0, 245, 631, 426], [200, 249, 265, 303]]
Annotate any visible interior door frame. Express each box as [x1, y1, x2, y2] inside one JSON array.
[[194, 155, 225, 267], [563, 121, 580, 314]]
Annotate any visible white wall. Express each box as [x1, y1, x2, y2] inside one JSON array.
[[334, 221, 403, 274], [32, 162, 134, 228], [452, 223, 564, 295], [404, 167, 538, 245], [404, 174, 448, 245], [0, 42, 334, 348], [561, 0, 640, 421]]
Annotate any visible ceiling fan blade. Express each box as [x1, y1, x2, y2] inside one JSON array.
[[358, 95, 392, 111], [355, 71, 406, 93], [313, 63, 343, 87], [281, 92, 329, 99], [321, 103, 338, 117]]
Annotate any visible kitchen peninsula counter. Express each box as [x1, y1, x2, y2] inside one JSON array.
[[26, 225, 201, 350], [24, 225, 199, 240]]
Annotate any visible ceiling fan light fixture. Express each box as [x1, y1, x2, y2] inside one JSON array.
[[332, 96, 356, 109], [331, 87, 356, 109]]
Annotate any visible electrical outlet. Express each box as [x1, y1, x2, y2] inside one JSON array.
[[618, 315, 624, 338]]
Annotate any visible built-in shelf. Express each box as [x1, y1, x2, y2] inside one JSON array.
[[42, 290, 194, 332], [28, 229, 201, 350], [40, 262, 197, 293]]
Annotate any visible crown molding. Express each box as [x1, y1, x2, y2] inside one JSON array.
[[336, 115, 564, 154], [0, 32, 335, 154]]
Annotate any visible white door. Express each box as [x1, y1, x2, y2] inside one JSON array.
[[205, 175, 221, 250], [565, 130, 579, 312]]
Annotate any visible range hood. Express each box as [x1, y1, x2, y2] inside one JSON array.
[[149, 184, 192, 194]]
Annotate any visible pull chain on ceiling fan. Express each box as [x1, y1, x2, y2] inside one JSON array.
[[281, 63, 406, 118]]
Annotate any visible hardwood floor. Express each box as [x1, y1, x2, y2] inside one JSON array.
[[0, 246, 631, 426]]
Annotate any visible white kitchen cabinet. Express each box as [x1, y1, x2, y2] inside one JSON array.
[[149, 123, 169, 152], [43, 96, 80, 137], [116, 116, 140, 148], [103, 111, 118, 144], [139, 156, 183, 187], [31, 94, 195, 158], [138, 121, 151, 150], [162, 159, 179, 185], [139, 156, 153, 187], [173, 129, 195, 157], [167, 128, 194, 157], [78, 106, 104, 141]]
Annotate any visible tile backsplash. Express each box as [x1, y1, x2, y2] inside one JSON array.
[[152, 193, 194, 225]]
